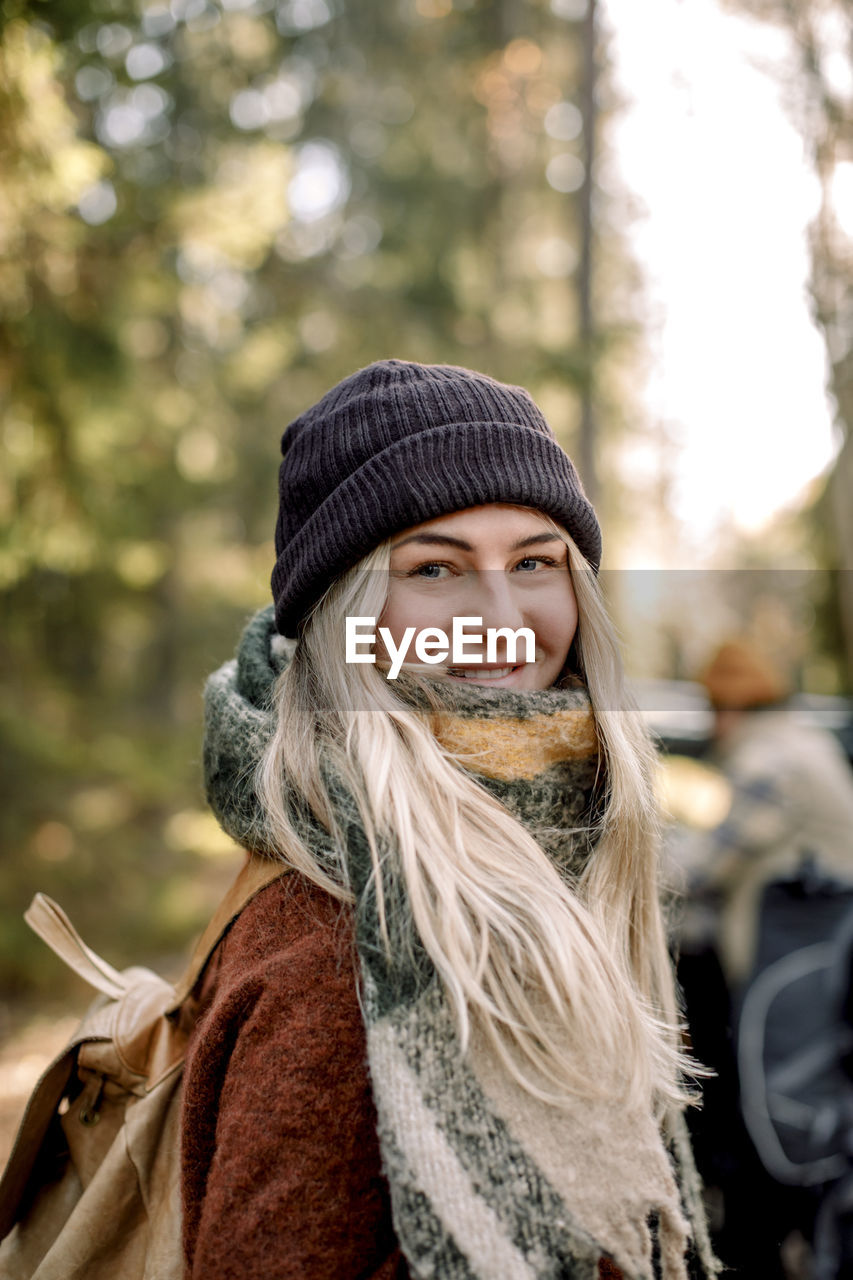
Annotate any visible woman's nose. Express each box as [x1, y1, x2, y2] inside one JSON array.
[[466, 572, 528, 643]]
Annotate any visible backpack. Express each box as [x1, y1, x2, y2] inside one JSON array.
[[737, 862, 853, 1279], [737, 861, 853, 1187], [0, 854, 285, 1280]]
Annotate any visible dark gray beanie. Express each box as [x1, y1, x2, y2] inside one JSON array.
[[272, 359, 601, 637]]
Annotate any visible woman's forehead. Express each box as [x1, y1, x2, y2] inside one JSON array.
[[393, 504, 558, 541]]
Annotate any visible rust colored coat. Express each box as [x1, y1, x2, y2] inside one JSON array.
[[181, 870, 623, 1280], [181, 873, 408, 1280]]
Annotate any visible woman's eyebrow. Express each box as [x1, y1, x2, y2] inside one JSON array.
[[390, 532, 564, 551], [511, 533, 564, 550], [391, 533, 473, 550]]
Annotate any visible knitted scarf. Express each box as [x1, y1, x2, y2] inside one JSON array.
[[203, 607, 718, 1280]]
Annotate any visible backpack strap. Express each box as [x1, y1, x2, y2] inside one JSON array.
[[166, 852, 289, 1014], [22, 854, 289, 1012], [0, 1048, 80, 1241], [24, 895, 130, 999]]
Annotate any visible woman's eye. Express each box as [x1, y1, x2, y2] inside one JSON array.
[[515, 556, 557, 572], [410, 562, 449, 579]]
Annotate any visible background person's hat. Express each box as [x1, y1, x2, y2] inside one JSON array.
[[699, 639, 790, 710]]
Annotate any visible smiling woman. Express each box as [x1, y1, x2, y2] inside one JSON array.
[[187, 360, 719, 1280]]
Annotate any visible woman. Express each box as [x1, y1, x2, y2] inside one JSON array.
[[183, 360, 718, 1280]]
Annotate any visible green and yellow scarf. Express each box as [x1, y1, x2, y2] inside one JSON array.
[[203, 606, 717, 1280]]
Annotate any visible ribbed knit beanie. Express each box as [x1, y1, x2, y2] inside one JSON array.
[[272, 359, 602, 637]]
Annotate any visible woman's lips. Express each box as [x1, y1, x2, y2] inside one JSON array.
[[444, 664, 525, 682]]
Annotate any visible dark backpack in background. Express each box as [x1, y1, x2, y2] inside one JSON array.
[[737, 862, 853, 1280]]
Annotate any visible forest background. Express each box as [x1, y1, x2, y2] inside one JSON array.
[[1, 0, 851, 1020]]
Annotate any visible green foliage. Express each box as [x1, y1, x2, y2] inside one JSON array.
[[0, 0, 637, 997]]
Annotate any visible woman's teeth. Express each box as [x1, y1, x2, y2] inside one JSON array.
[[447, 666, 516, 680]]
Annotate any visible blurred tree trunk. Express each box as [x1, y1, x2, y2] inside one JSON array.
[[832, 440, 853, 681], [577, 0, 598, 505]]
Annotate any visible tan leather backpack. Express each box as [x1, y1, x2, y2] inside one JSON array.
[[0, 855, 285, 1280]]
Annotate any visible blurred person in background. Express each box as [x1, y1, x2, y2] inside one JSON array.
[[687, 640, 853, 987], [669, 638, 853, 1279]]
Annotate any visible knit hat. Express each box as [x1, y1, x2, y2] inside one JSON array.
[[699, 639, 790, 710], [271, 359, 601, 637]]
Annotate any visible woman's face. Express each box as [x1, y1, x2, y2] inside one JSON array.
[[378, 504, 579, 691]]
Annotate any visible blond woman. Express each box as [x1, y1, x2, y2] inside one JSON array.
[[183, 360, 718, 1280]]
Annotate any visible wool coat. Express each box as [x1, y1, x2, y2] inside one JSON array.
[[181, 870, 408, 1280], [180, 868, 628, 1280]]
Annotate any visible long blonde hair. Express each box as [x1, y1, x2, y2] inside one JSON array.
[[256, 523, 696, 1115]]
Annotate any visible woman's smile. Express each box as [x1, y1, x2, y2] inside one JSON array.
[[444, 662, 527, 685]]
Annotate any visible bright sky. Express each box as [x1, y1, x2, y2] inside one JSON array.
[[601, 0, 839, 556]]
